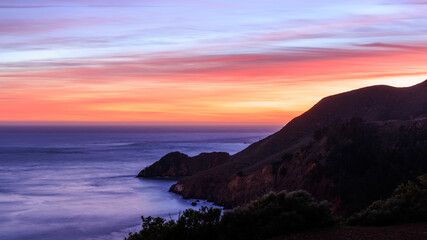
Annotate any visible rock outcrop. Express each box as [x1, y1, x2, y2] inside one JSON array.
[[170, 79, 427, 216], [137, 151, 230, 177]]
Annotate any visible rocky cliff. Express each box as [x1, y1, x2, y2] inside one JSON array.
[[137, 152, 230, 177], [170, 80, 427, 216]]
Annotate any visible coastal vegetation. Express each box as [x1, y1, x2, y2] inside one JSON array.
[[125, 190, 336, 240], [126, 206, 221, 240], [219, 190, 335, 239], [127, 177, 427, 239], [347, 176, 427, 226]]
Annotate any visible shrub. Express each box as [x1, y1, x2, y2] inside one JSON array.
[[219, 190, 335, 240], [126, 216, 174, 240], [347, 180, 427, 226], [175, 206, 221, 240], [126, 191, 335, 240], [125, 206, 221, 240]]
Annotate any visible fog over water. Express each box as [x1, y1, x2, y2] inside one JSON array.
[[0, 126, 277, 240]]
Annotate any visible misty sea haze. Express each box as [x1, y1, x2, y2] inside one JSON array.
[[0, 125, 278, 240]]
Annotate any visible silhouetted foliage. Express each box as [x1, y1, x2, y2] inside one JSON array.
[[347, 178, 427, 226], [220, 190, 335, 240], [126, 191, 335, 240], [125, 206, 221, 240], [307, 118, 427, 215]]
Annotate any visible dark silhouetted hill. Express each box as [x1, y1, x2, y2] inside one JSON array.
[[137, 152, 230, 177], [170, 80, 427, 216]]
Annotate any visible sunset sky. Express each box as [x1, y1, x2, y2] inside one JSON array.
[[1, 0, 426, 125]]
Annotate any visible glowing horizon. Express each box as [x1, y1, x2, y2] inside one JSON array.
[[1, 0, 426, 125]]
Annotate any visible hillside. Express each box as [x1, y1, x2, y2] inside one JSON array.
[[170, 80, 427, 215], [137, 152, 230, 177]]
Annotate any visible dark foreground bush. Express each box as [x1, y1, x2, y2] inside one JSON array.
[[126, 190, 336, 240], [347, 179, 427, 226], [220, 190, 336, 240], [125, 206, 221, 240]]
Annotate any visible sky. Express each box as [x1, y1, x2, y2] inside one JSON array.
[[1, 0, 426, 125]]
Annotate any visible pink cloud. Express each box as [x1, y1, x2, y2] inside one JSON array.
[[2, 42, 426, 86]]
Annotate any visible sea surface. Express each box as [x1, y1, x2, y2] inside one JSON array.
[[0, 125, 277, 240]]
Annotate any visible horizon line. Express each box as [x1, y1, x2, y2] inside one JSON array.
[[0, 121, 284, 127]]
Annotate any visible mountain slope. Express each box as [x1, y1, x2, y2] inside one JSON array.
[[137, 152, 230, 177], [170, 80, 427, 215]]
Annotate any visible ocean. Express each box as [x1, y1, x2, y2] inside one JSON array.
[[0, 125, 277, 240]]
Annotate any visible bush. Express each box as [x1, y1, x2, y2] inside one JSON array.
[[126, 216, 173, 240], [126, 191, 335, 240], [125, 206, 221, 240], [220, 190, 335, 240], [347, 180, 427, 226]]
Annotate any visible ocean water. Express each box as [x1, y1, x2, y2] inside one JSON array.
[[0, 125, 277, 240]]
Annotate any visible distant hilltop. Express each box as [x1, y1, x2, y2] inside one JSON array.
[[137, 152, 230, 178]]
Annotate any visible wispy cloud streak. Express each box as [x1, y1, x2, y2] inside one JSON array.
[[1, 0, 427, 123]]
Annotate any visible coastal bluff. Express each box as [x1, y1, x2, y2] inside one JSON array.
[[170, 80, 427, 216], [137, 151, 230, 177]]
